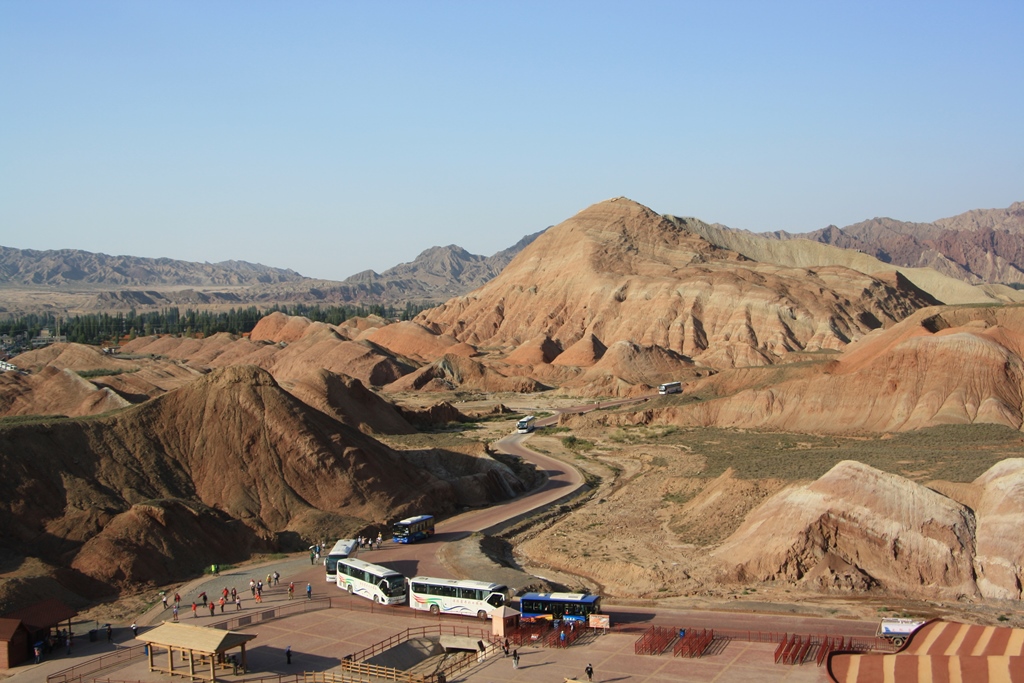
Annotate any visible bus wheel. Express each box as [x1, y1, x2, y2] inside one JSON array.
[[347, 585, 354, 595], [892, 637, 905, 648], [430, 604, 440, 615], [477, 610, 487, 620]]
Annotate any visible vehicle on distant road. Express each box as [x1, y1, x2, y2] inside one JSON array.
[[516, 415, 537, 433], [658, 381, 682, 395]]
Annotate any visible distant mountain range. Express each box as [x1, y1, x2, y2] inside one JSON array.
[[765, 201, 1024, 285], [0, 246, 306, 287], [2, 200, 1022, 316], [0, 232, 545, 313]]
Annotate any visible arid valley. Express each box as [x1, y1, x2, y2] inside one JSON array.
[[3, 197, 1024, 646]]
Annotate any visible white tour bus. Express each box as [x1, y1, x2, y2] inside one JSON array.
[[658, 381, 682, 395], [324, 539, 359, 582], [408, 576, 509, 619], [336, 557, 407, 605], [516, 415, 537, 433]]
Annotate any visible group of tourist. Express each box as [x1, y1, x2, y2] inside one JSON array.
[[357, 532, 384, 550]]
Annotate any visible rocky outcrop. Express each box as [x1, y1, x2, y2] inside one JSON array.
[[0, 365, 525, 587], [972, 459, 1024, 600], [383, 354, 544, 393], [359, 321, 462, 362], [0, 366, 130, 417], [713, 461, 979, 599], [640, 304, 1024, 433], [505, 336, 563, 366], [418, 198, 936, 371]]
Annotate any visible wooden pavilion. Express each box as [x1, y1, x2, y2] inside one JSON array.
[[137, 622, 257, 682]]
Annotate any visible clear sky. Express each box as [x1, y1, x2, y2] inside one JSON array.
[[2, 2, 1022, 280]]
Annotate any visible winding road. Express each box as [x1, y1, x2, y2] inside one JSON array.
[[331, 396, 879, 640]]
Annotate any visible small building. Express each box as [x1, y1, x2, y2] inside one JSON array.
[[0, 599, 77, 669], [0, 618, 31, 669]]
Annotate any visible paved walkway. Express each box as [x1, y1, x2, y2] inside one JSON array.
[[8, 598, 833, 683]]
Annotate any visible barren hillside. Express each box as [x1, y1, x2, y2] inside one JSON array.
[[418, 198, 936, 373]]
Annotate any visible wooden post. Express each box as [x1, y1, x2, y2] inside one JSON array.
[[168, 645, 174, 674], [189, 648, 195, 678], [147, 642, 154, 671], [210, 652, 216, 683]]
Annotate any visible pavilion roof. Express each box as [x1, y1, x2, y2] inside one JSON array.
[[137, 622, 256, 654]]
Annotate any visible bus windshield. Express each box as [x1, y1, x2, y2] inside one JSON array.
[[381, 575, 406, 597]]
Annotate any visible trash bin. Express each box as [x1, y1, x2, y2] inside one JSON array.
[[89, 630, 97, 642]]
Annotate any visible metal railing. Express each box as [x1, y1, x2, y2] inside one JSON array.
[[344, 623, 498, 683], [209, 597, 332, 630], [47, 644, 147, 683]]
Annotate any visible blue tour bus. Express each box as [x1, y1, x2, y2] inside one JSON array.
[[392, 514, 435, 544], [518, 592, 602, 623]]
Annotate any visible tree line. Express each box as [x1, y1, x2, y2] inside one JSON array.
[[0, 302, 435, 347]]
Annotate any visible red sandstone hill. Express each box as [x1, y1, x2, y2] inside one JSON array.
[[627, 304, 1024, 433], [417, 198, 936, 374], [712, 459, 1024, 601], [0, 365, 524, 590]]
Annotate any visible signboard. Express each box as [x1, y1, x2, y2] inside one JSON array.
[[589, 614, 610, 630]]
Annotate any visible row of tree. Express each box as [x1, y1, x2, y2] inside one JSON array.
[[0, 302, 435, 347]]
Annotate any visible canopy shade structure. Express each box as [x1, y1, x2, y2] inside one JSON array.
[[137, 622, 257, 682]]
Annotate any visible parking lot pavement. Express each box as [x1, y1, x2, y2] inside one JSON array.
[[3, 542, 852, 683], [8, 597, 832, 683]]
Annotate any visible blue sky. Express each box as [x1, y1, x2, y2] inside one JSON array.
[[2, 1, 1022, 280]]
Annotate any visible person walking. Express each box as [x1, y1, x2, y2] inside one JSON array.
[[199, 591, 208, 607], [250, 578, 256, 596], [306, 583, 312, 599], [285, 645, 292, 665], [219, 596, 226, 613], [288, 582, 294, 600], [208, 601, 215, 617], [511, 649, 519, 669], [585, 663, 594, 681], [192, 602, 198, 618], [172, 605, 179, 622], [106, 624, 112, 642], [161, 593, 168, 610], [502, 638, 509, 656], [273, 571, 280, 586], [173, 592, 180, 606], [235, 595, 242, 611], [131, 622, 138, 639], [230, 587, 236, 601]]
